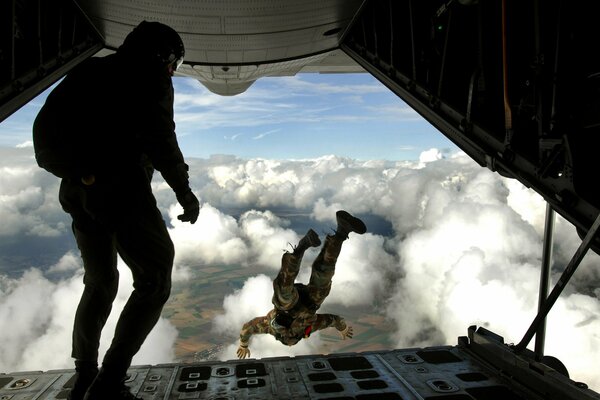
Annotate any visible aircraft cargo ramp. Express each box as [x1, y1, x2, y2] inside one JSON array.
[[0, 327, 597, 400]]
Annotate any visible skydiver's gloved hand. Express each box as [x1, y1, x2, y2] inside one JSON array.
[[161, 163, 199, 223], [338, 325, 354, 340], [176, 189, 200, 224], [237, 341, 251, 359]]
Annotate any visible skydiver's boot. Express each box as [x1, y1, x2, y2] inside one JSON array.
[[83, 364, 140, 400], [294, 229, 321, 255], [67, 360, 98, 400], [335, 210, 367, 239]]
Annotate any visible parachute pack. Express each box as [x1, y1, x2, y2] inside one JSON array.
[[33, 99, 77, 178], [32, 58, 103, 179]]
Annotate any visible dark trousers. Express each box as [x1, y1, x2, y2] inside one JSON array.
[[61, 178, 174, 374]]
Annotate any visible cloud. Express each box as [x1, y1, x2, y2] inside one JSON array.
[[16, 141, 33, 148], [47, 251, 81, 274], [384, 167, 539, 344], [167, 203, 306, 271], [419, 148, 444, 164], [0, 257, 179, 372], [365, 104, 422, 121], [253, 129, 280, 140], [0, 145, 599, 391], [0, 268, 59, 371], [199, 152, 599, 389], [225, 133, 244, 141], [213, 274, 273, 336], [314, 233, 396, 308], [238, 210, 298, 270], [269, 75, 386, 96], [168, 202, 249, 267], [0, 148, 67, 238]]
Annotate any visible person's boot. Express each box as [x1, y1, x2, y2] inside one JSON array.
[[294, 229, 321, 254], [83, 366, 140, 400], [67, 361, 98, 400], [335, 210, 367, 239]]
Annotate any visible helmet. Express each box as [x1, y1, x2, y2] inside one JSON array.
[[119, 21, 185, 71]]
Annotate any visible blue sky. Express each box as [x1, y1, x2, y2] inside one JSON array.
[[0, 72, 458, 161]]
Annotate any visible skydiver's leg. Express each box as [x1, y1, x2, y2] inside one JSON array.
[[307, 211, 366, 307], [84, 195, 174, 398], [100, 199, 174, 379], [272, 229, 320, 311], [59, 178, 118, 400], [69, 218, 118, 400], [71, 222, 119, 362], [306, 235, 342, 307]]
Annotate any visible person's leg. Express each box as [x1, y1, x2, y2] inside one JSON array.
[[68, 219, 119, 400], [307, 210, 366, 307], [306, 235, 342, 307], [71, 222, 119, 362], [272, 229, 320, 311], [85, 199, 173, 399]]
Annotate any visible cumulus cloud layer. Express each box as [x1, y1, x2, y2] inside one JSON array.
[[0, 256, 178, 372], [0, 146, 599, 391], [0, 148, 65, 238]]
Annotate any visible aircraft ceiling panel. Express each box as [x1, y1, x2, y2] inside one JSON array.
[[75, 0, 364, 65], [68, 0, 366, 95], [223, 6, 349, 34]]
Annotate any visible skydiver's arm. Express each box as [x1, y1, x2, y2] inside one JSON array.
[[138, 75, 200, 223], [239, 316, 271, 343], [237, 316, 271, 359], [139, 73, 190, 193]]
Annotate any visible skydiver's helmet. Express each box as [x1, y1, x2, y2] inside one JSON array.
[[119, 21, 185, 74]]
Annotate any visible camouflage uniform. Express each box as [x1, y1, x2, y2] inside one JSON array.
[[239, 235, 348, 347]]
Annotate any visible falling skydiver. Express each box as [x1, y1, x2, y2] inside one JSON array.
[[237, 210, 367, 359]]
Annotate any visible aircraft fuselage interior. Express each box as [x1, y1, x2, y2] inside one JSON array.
[[1, 1, 599, 399]]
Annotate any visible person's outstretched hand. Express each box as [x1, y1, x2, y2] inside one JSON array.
[[339, 325, 354, 340], [237, 342, 251, 359], [176, 190, 200, 224]]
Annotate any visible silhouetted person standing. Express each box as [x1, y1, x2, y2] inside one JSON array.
[[33, 21, 199, 400], [236, 210, 365, 359]]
